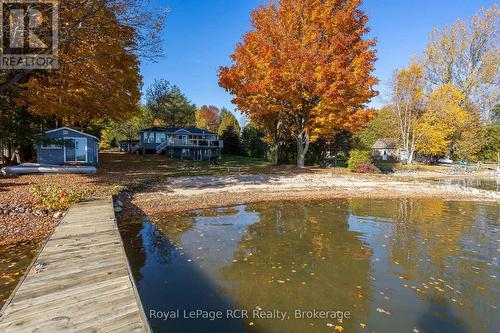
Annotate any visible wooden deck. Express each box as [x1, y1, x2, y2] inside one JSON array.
[[0, 197, 151, 332]]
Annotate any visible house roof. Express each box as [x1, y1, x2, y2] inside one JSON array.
[[373, 138, 398, 149], [140, 127, 217, 135], [45, 127, 100, 141]]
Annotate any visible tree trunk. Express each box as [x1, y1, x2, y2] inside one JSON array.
[[271, 142, 279, 166], [406, 132, 417, 164], [295, 112, 310, 168], [407, 150, 414, 164], [271, 119, 282, 166], [296, 129, 310, 168]]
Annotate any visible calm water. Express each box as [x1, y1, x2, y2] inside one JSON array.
[[119, 199, 499, 333]]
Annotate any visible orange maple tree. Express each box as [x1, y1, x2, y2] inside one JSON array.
[[196, 105, 221, 132], [219, 0, 378, 167]]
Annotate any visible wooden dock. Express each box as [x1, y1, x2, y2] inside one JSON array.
[[0, 197, 151, 332]]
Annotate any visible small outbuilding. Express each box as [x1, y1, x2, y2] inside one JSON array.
[[35, 127, 99, 166], [373, 138, 399, 161]]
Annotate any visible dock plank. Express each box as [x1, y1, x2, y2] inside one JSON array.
[[0, 197, 150, 333]]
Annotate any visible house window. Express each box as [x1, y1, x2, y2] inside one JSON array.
[[156, 133, 166, 143], [182, 149, 190, 157], [41, 142, 62, 149], [144, 132, 154, 143]]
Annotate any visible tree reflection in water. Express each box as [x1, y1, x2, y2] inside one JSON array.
[[221, 201, 372, 333], [119, 199, 499, 333]]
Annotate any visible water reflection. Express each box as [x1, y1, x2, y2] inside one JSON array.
[[220, 201, 372, 333], [119, 199, 499, 333], [420, 177, 500, 192]]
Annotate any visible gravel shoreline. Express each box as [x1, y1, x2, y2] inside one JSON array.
[[1, 170, 498, 245], [121, 173, 500, 217]]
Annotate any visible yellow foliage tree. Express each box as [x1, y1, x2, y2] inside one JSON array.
[[416, 84, 482, 160], [415, 121, 452, 157]]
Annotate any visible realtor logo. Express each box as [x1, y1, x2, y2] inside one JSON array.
[[0, 0, 58, 69]]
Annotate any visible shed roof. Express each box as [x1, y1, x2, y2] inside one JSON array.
[[45, 127, 100, 141], [373, 138, 398, 149], [140, 127, 217, 135]]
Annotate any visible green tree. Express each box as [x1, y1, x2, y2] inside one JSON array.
[[353, 107, 399, 150], [0, 108, 45, 164], [477, 123, 500, 162], [241, 123, 266, 158], [145, 80, 196, 128], [221, 125, 241, 155], [491, 104, 500, 123], [99, 106, 150, 150], [218, 108, 241, 135]]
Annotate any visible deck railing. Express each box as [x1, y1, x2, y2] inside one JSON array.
[[177, 139, 223, 147], [156, 139, 223, 154]]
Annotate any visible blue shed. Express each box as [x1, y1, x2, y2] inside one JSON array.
[[35, 127, 99, 166]]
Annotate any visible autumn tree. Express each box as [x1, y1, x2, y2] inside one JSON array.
[[218, 108, 241, 135], [390, 63, 426, 164], [219, 0, 378, 167], [0, 0, 167, 164], [0, 0, 166, 91], [422, 5, 499, 121], [20, 5, 143, 124], [415, 122, 451, 158], [0, 0, 167, 163], [145, 80, 196, 128], [196, 105, 220, 132], [416, 84, 483, 160]]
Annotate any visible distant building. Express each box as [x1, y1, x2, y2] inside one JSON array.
[[139, 127, 223, 161], [34, 127, 99, 166], [119, 140, 140, 153], [372, 138, 399, 161]]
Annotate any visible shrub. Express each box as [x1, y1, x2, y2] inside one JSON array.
[[31, 184, 86, 211], [348, 149, 372, 170], [353, 163, 381, 174]]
